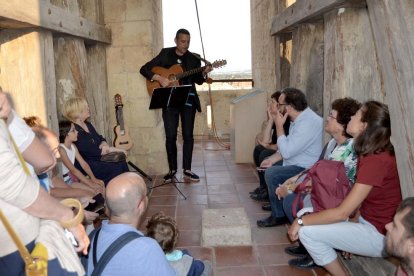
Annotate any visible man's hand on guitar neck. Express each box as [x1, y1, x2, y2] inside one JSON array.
[[151, 74, 171, 87]]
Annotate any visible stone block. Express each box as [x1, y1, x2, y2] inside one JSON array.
[[202, 208, 251, 247], [103, 0, 126, 23]]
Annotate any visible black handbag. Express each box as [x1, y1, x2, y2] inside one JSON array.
[[100, 151, 126, 163]]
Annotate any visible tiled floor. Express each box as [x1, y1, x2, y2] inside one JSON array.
[[140, 140, 329, 276]]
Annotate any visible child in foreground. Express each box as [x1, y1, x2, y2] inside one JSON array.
[[146, 212, 212, 276]]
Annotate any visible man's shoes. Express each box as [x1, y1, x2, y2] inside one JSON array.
[[284, 244, 308, 257], [257, 216, 288, 227], [262, 203, 271, 211], [250, 190, 269, 201], [288, 255, 319, 269], [249, 187, 264, 195], [163, 170, 176, 183], [183, 170, 200, 182]]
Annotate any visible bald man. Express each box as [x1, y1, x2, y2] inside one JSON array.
[[86, 173, 175, 276]]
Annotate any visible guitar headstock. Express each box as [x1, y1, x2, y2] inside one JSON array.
[[211, 59, 227, 69], [114, 94, 123, 108]]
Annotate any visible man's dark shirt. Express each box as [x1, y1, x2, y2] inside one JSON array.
[[140, 47, 205, 112]]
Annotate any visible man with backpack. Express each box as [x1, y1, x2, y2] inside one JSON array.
[[85, 173, 175, 276]]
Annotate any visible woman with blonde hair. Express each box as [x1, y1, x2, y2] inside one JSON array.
[[62, 97, 129, 185]]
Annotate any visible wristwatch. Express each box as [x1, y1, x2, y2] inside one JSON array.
[[297, 218, 304, 226]]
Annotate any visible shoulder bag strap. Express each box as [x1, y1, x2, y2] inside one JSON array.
[[91, 230, 141, 276]]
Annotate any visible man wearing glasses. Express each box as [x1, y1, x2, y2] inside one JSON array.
[[256, 88, 323, 227]]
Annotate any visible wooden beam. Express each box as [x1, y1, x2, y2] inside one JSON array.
[[0, 0, 111, 44], [271, 0, 364, 35]]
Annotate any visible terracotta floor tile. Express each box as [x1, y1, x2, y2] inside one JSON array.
[[144, 205, 176, 218], [207, 184, 237, 195], [208, 194, 240, 204], [251, 226, 291, 245], [257, 244, 294, 266], [178, 194, 208, 205], [176, 204, 207, 217], [216, 266, 264, 276], [264, 265, 315, 276], [205, 160, 227, 166], [208, 203, 242, 209], [233, 176, 260, 184], [176, 230, 201, 247], [206, 176, 234, 185], [148, 195, 177, 206], [205, 165, 229, 172], [182, 246, 214, 263], [150, 186, 179, 196], [207, 171, 232, 178], [313, 267, 331, 276], [180, 185, 208, 195], [176, 215, 202, 230], [215, 246, 259, 267]]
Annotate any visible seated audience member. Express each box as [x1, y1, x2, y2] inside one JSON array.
[[58, 120, 105, 194], [288, 101, 402, 276], [29, 123, 98, 199], [62, 97, 129, 185], [279, 97, 360, 268], [0, 91, 88, 275], [30, 124, 100, 226], [86, 172, 175, 276], [146, 212, 212, 276], [250, 91, 290, 201], [385, 197, 414, 276], [256, 88, 323, 227]]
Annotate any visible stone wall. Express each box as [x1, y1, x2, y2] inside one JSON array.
[[104, 0, 166, 175]]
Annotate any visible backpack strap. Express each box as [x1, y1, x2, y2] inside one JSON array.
[[91, 228, 142, 276]]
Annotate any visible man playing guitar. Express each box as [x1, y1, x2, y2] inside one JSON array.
[[140, 28, 212, 183]]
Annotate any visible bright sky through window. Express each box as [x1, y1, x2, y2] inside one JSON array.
[[162, 0, 251, 73]]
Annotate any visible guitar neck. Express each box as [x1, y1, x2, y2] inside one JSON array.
[[175, 65, 207, 80], [116, 106, 125, 133]]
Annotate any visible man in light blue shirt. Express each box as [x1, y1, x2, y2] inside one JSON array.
[[256, 88, 323, 227], [86, 173, 176, 276]]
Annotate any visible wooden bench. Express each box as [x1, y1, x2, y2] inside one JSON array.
[[339, 254, 398, 276]]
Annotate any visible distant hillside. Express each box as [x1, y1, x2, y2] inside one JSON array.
[[210, 70, 252, 80]]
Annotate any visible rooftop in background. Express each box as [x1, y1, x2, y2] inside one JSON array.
[[198, 70, 253, 91]]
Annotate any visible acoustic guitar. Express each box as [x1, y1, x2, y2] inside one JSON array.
[[146, 59, 227, 96], [113, 94, 133, 151]]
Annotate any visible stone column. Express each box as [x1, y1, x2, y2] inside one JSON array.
[[104, 0, 167, 174]]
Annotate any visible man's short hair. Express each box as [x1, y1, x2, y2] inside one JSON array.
[[282, 87, 308, 111], [397, 197, 414, 239], [270, 91, 282, 102], [176, 28, 190, 38]]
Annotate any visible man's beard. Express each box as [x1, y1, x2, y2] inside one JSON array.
[[386, 237, 411, 273]]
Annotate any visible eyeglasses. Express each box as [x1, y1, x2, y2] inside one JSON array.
[[328, 114, 337, 120]]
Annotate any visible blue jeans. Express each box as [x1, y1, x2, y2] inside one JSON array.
[[264, 165, 304, 218], [162, 106, 196, 171], [253, 145, 276, 188], [283, 192, 297, 223]]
